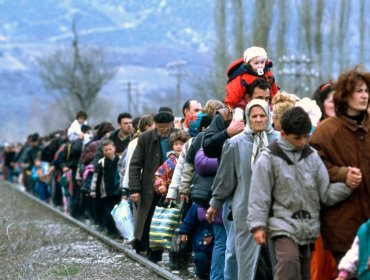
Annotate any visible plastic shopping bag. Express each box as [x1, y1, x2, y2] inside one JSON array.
[[111, 200, 135, 242], [149, 202, 180, 250]]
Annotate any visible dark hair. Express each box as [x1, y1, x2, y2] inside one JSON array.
[[246, 78, 271, 100], [97, 122, 115, 139], [102, 139, 114, 147], [81, 125, 91, 133], [333, 66, 370, 117], [280, 107, 312, 135], [311, 82, 334, 120], [182, 100, 191, 117], [169, 130, 190, 150], [76, 111, 88, 119], [117, 112, 132, 124], [199, 115, 213, 130]]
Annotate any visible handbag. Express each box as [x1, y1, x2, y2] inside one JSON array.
[[111, 200, 135, 242], [149, 201, 181, 250]]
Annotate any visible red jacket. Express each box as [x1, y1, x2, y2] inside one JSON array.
[[224, 59, 279, 109]]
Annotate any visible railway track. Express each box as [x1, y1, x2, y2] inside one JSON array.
[[0, 180, 193, 280]]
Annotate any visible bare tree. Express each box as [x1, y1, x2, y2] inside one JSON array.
[[252, 1, 273, 47], [359, 0, 365, 64], [232, 0, 245, 58], [337, 0, 351, 70], [37, 19, 117, 121], [192, 0, 228, 102], [213, 0, 229, 99]]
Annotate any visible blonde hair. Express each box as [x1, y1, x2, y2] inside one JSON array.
[[203, 99, 225, 116], [272, 91, 296, 119]]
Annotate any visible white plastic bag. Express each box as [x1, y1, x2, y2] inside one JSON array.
[[111, 200, 135, 242]]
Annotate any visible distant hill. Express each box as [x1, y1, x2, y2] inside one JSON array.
[[0, 0, 214, 141]]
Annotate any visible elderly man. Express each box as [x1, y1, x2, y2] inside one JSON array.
[[129, 110, 178, 263]]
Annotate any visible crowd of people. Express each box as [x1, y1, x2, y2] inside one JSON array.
[[1, 46, 369, 280]]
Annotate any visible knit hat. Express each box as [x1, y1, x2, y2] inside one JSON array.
[[243, 46, 267, 63], [154, 111, 174, 123]]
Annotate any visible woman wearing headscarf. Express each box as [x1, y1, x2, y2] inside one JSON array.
[[206, 99, 279, 280]]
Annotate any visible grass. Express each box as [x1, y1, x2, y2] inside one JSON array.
[[51, 264, 80, 277]]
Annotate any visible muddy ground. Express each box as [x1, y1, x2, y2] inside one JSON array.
[[0, 180, 166, 280]]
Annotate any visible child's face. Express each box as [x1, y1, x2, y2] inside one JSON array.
[[249, 56, 266, 75], [281, 132, 308, 150], [77, 116, 86, 125], [102, 144, 116, 159], [172, 140, 184, 155]]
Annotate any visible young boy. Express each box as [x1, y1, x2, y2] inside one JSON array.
[[90, 139, 121, 237], [247, 106, 357, 280], [154, 130, 190, 196], [180, 203, 215, 280], [224, 46, 279, 118]]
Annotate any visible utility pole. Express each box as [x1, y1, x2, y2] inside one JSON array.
[[122, 81, 139, 114], [166, 60, 188, 115]]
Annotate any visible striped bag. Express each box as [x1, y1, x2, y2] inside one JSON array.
[[149, 203, 181, 250]]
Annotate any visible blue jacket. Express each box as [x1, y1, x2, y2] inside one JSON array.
[[179, 204, 214, 253]]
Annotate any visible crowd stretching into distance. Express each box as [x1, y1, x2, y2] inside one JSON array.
[[1, 46, 369, 280]]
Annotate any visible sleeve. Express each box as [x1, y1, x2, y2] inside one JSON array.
[[224, 76, 245, 109], [202, 114, 230, 159], [128, 135, 145, 194], [122, 141, 136, 193], [178, 161, 194, 195], [194, 148, 218, 176], [90, 172, 98, 192], [315, 154, 352, 206], [209, 140, 237, 209], [185, 133, 203, 164], [179, 204, 200, 235], [154, 161, 168, 194], [309, 131, 348, 182], [247, 152, 274, 232], [337, 236, 359, 278]]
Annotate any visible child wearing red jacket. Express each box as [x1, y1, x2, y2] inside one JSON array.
[[224, 46, 279, 119]]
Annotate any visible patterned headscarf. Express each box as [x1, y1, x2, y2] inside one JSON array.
[[244, 99, 274, 167]]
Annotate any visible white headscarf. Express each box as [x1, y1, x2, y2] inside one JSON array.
[[244, 99, 274, 167]]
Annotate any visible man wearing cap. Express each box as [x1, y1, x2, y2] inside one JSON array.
[[129, 110, 178, 262]]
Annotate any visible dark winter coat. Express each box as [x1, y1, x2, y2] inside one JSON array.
[[128, 128, 178, 240], [202, 111, 231, 159]]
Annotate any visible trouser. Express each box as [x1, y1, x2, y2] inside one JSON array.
[[38, 181, 50, 201], [102, 195, 121, 235], [194, 251, 212, 280], [211, 223, 226, 280], [50, 172, 63, 206], [274, 236, 311, 280]]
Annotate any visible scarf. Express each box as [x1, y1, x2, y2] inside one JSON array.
[[244, 99, 274, 167]]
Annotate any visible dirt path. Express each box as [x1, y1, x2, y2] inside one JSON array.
[[0, 180, 163, 280]]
